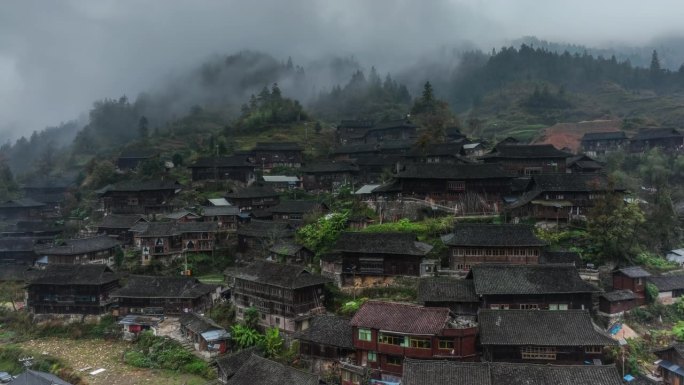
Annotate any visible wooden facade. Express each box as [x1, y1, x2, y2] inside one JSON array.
[[613, 267, 650, 306], [253, 142, 304, 171], [99, 180, 180, 215]]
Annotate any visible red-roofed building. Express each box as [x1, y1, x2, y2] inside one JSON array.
[[347, 301, 477, 379]]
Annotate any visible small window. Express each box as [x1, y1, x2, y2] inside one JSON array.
[[275, 317, 280, 325], [438, 339, 454, 349], [585, 346, 603, 354], [368, 351, 377, 362], [447, 180, 465, 191], [409, 338, 431, 349], [386, 356, 403, 366], [520, 304, 539, 310], [490, 304, 509, 310], [358, 328, 372, 341]]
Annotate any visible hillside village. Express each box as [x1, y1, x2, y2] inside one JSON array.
[[0, 101, 683, 385]]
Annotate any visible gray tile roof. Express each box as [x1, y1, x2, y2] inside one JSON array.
[[482, 144, 572, 159], [350, 301, 450, 335], [268, 200, 326, 214], [269, 241, 309, 257], [470, 264, 600, 295], [600, 290, 637, 302], [293, 315, 353, 349], [0, 265, 38, 282], [334, 232, 433, 256], [441, 224, 545, 247], [225, 185, 279, 199], [417, 277, 478, 303], [0, 198, 46, 208], [8, 369, 73, 385], [226, 354, 319, 385], [35, 234, 121, 256], [226, 260, 331, 289], [97, 214, 147, 229], [301, 161, 359, 173], [478, 309, 617, 346], [646, 275, 684, 292], [136, 221, 218, 237], [188, 155, 254, 168], [617, 266, 651, 278], [29, 265, 118, 286], [539, 250, 582, 266], [581, 132, 627, 141], [632, 128, 683, 141], [236, 220, 294, 238], [179, 312, 225, 334], [396, 163, 513, 180], [100, 179, 181, 193], [201, 206, 240, 216], [216, 347, 262, 380], [110, 275, 215, 299], [530, 173, 617, 192], [402, 360, 622, 385]]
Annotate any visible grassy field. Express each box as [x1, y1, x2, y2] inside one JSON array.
[[16, 338, 208, 385]]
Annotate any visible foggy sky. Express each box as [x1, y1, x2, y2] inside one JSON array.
[[1, 0, 683, 141]]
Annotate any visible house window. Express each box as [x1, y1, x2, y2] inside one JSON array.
[[447, 181, 465, 191], [556, 194, 564, 200], [524, 167, 542, 175], [549, 304, 568, 310], [358, 328, 372, 341], [379, 334, 404, 346], [386, 356, 403, 366], [521, 346, 556, 360], [342, 371, 351, 381], [490, 304, 509, 310], [438, 339, 454, 349], [409, 338, 431, 349], [275, 317, 280, 325], [368, 351, 377, 362], [519, 304, 539, 310], [585, 346, 603, 354]]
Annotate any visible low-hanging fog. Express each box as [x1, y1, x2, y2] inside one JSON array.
[[2, 0, 684, 142]]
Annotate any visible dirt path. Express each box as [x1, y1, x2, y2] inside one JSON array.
[[17, 338, 207, 385]]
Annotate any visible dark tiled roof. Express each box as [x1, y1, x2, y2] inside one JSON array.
[[406, 142, 464, 157], [470, 264, 600, 295], [110, 275, 215, 298], [581, 132, 627, 141], [226, 260, 331, 289], [8, 369, 73, 385], [350, 301, 450, 335], [402, 360, 622, 385], [188, 155, 254, 168], [482, 144, 572, 159], [600, 290, 637, 302], [301, 161, 359, 173], [489, 362, 622, 385], [293, 315, 353, 349], [478, 309, 617, 346], [334, 232, 433, 256], [269, 241, 309, 257], [617, 266, 651, 278], [216, 347, 262, 379], [253, 142, 303, 151], [225, 185, 279, 199], [654, 343, 684, 359], [268, 200, 325, 214], [21, 174, 77, 189], [0, 265, 38, 282], [531, 173, 616, 192], [179, 312, 224, 334], [101, 180, 181, 193], [226, 354, 319, 385], [417, 278, 478, 303], [97, 214, 147, 229], [352, 154, 402, 167], [236, 220, 294, 238], [201, 206, 240, 216], [331, 140, 415, 155], [632, 128, 683, 141], [0, 237, 35, 252], [136, 222, 218, 237], [0, 198, 46, 208], [29, 265, 118, 286], [646, 275, 684, 292], [540, 250, 582, 266], [36, 235, 121, 256], [441, 224, 545, 247], [396, 163, 513, 180]]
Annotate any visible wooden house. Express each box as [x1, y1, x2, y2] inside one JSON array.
[[0, 220, 63, 243], [99, 180, 181, 215], [645, 275, 684, 305], [226, 261, 330, 333], [219, 353, 319, 385], [330, 140, 414, 161], [134, 222, 218, 265], [269, 241, 314, 264], [96, 214, 148, 245], [630, 128, 684, 153], [467, 264, 599, 310], [117, 149, 158, 170], [353, 154, 402, 183], [598, 290, 637, 315], [507, 173, 622, 222], [293, 315, 355, 374], [236, 220, 294, 252], [417, 277, 479, 316], [478, 309, 617, 364], [0, 238, 37, 265], [322, 232, 434, 284], [336, 119, 416, 145], [7, 369, 76, 385], [539, 250, 583, 267], [349, 301, 478, 377], [34, 234, 122, 265], [0, 198, 46, 221], [20, 175, 75, 217], [442, 224, 545, 271], [200, 206, 240, 233], [566, 154, 604, 173], [225, 185, 280, 212], [389, 163, 514, 206], [118, 314, 162, 340], [179, 312, 230, 356], [301, 161, 359, 191], [481, 144, 572, 175], [261, 175, 302, 191], [612, 266, 651, 305], [654, 344, 684, 385], [268, 200, 327, 226], [580, 132, 628, 156], [252, 142, 304, 171], [399, 358, 622, 385], [402, 142, 471, 165], [188, 155, 256, 184], [216, 347, 263, 384], [27, 264, 119, 315], [110, 275, 215, 315]]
